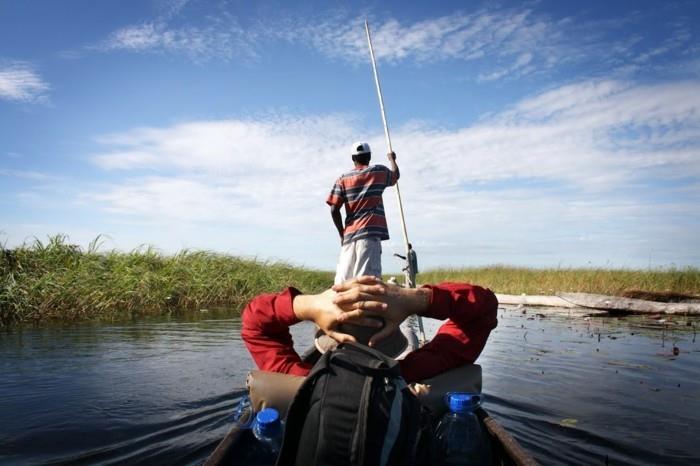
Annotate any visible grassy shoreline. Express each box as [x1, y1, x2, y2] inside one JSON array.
[[417, 266, 700, 297], [1, 236, 332, 327], [2, 236, 698, 326]]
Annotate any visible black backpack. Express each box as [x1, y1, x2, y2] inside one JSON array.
[[276, 342, 422, 466]]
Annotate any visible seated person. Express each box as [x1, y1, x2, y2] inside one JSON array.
[[242, 276, 498, 384]]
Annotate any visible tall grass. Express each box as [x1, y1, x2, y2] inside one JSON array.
[[3, 236, 699, 326], [1, 235, 332, 326], [417, 265, 700, 296]]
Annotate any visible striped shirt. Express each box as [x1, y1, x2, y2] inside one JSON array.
[[326, 164, 397, 244]]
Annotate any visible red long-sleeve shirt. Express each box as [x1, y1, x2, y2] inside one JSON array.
[[241, 283, 498, 383]]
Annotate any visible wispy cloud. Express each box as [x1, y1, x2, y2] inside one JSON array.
[[0, 168, 57, 181], [634, 20, 692, 65], [83, 78, 700, 266], [157, 0, 192, 19], [270, 9, 569, 81], [95, 18, 255, 62], [477, 52, 533, 82], [292, 8, 698, 81], [0, 61, 49, 103], [343, 11, 553, 62], [82, 5, 697, 81]]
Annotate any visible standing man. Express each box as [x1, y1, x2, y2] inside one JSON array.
[[327, 142, 399, 285], [396, 243, 418, 287]]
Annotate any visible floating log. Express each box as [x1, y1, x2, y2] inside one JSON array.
[[496, 294, 578, 308], [497, 292, 700, 315], [496, 294, 609, 316], [558, 292, 700, 315]]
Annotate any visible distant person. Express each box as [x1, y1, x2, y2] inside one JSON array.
[[407, 243, 418, 275], [327, 142, 399, 285], [396, 242, 418, 274], [394, 242, 419, 288]]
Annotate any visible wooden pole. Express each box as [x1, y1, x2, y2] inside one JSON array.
[[364, 20, 425, 344]]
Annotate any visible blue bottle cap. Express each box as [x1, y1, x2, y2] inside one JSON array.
[[446, 392, 481, 413], [255, 408, 281, 436]]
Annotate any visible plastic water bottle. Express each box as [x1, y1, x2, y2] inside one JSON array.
[[252, 407, 283, 460], [434, 392, 491, 466], [232, 394, 254, 428]]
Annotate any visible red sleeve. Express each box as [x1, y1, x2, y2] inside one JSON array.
[[398, 283, 498, 383], [241, 287, 313, 376], [326, 178, 345, 207]]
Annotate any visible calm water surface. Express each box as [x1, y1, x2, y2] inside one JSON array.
[[1, 307, 698, 465]]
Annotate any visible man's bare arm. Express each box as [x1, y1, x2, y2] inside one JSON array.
[[330, 205, 344, 243], [387, 151, 400, 182]]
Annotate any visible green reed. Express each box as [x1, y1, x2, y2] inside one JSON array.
[[1, 235, 332, 326], [3, 236, 699, 326], [416, 265, 700, 297]]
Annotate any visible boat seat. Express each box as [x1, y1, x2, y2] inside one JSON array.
[[246, 363, 482, 418]]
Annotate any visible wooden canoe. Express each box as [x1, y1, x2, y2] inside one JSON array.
[[204, 406, 538, 466]]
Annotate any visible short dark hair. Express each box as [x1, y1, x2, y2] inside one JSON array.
[[352, 153, 371, 165]]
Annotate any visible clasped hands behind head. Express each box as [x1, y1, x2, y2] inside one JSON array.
[[294, 275, 430, 348]]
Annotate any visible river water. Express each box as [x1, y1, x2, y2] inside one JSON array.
[[1, 307, 699, 465]]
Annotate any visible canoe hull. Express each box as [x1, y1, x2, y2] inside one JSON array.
[[204, 407, 537, 466]]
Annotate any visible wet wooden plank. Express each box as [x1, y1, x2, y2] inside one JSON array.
[[477, 408, 539, 466]]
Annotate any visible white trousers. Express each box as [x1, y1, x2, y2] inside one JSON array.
[[334, 237, 382, 285]]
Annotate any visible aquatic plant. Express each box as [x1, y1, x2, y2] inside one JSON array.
[[3, 236, 698, 326], [0, 235, 332, 326]]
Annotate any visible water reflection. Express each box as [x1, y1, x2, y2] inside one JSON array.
[[1, 308, 698, 465], [1, 313, 249, 466], [474, 310, 700, 465]]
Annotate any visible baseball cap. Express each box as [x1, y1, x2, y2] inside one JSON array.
[[314, 319, 408, 358], [351, 142, 371, 156]]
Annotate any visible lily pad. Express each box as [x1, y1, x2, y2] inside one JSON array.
[[559, 418, 578, 427]]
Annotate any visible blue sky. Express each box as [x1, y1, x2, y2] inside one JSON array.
[[1, 0, 699, 272]]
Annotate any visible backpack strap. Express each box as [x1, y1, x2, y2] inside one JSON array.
[[275, 351, 332, 466], [275, 342, 410, 466], [333, 342, 400, 377]]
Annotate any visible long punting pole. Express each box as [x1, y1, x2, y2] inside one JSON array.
[[364, 20, 426, 345]]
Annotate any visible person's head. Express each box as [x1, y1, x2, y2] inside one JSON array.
[[314, 319, 408, 359], [351, 142, 371, 166]]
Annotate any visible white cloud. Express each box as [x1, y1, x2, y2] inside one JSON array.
[[92, 114, 358, 173], [82, 78, 700, 267], [91, 177, 232, 221], [157, 0, 192, 19], [88, 115, 361, 236], [478, 52, 534, 82], [278, 8, 693, 81], [96, 18, 254, 62], [275, 9, 567, 81], [634, 22, 692, 64], [105, 23, 165, 51], [0, 61, 49, 103], [0, 168, 57, 181], [85, 5, 697, 82]]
